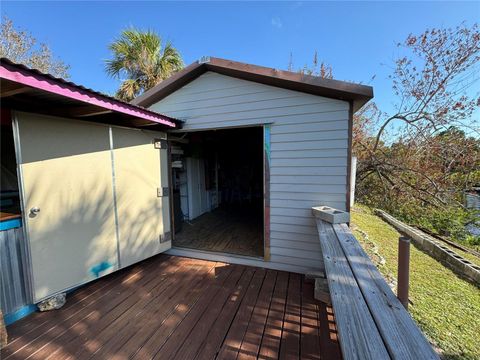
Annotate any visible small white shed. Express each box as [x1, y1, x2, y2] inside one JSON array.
[[132, 57, 373, 273]]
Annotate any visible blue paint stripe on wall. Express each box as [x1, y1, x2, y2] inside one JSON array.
[[4, 304, 37, 326], [0, 218, 22, 231]]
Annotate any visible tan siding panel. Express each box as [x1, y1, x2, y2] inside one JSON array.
[[17, 113, 117, 302], [111, 127, 171, 268]]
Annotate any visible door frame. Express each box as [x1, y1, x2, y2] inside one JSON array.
[[166, 124, 270, 260]]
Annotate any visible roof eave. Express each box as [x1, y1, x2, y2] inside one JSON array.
[[0, 58, 179, 128], [131, 57, 373, 112]]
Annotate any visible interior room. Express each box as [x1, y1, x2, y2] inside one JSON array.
[[171, 126, 264, 257]]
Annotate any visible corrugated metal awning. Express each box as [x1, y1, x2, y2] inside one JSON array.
[[0, 58, 181, 129]]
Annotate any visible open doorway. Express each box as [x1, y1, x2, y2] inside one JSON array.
[[1, 109, 21, 218], [170, 126, 264, 258]]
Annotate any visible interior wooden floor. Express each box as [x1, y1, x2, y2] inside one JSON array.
[[2, 255, 341, 360], [174, 205, 264, 257]]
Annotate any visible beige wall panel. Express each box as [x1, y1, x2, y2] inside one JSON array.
[[111, 127, 170, 268], [16, 112, 117, 302]]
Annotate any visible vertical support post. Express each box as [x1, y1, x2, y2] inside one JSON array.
[[350, 156, 357, 208], [397, 236, 411, 309]]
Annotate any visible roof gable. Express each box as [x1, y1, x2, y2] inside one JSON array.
[[131, 57, 373, 112]]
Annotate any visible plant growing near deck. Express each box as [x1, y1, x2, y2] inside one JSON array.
[[105, 28, 183, 101]]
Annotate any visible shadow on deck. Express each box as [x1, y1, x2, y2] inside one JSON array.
[[1, 254, 341, 360]]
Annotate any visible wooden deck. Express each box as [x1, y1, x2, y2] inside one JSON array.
[[1, 255, 341, 360]]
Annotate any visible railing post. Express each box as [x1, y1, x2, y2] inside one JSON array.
[[397, 236, 411, 309]]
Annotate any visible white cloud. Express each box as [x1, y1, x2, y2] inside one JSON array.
[[271, 16, 283, 29]]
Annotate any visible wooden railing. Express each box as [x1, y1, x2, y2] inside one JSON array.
[[312, 206, 438, 360]]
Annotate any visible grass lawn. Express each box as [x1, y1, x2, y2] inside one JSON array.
[[351, 204, 480, 360]]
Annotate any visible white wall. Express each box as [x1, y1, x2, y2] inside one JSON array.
[[151, 72, 350, 273]]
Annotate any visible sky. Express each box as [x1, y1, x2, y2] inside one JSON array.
[[2, 1, 480, 119]]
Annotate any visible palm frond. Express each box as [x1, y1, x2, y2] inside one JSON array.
[[106, 27, 184, 100], [116, 78, 141, 101]]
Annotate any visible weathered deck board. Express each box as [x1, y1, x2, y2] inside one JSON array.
[[1, 254, 341, 360], [333, 223, 438, 359], [315, 220, 389, 360]]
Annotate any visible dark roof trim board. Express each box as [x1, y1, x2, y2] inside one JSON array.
[[132, 57, 374, 112], [0, 58, 179, 128]]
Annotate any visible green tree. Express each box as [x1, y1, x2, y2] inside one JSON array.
[[0, 16, 69, 78], [105, 28, 183, 101]]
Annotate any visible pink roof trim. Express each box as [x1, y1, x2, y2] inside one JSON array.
[[0, 62, 176, 128]]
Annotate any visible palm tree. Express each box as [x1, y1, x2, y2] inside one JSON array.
[[105, 28, 183, 101]]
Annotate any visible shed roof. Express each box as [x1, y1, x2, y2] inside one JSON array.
[[0, 58, 179, 129], [131, 57, 374, 112]]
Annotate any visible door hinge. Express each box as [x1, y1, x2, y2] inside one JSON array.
[[159, 231, 172, 243], [154, 139, 168, 149], [157, 187, 169, 197]]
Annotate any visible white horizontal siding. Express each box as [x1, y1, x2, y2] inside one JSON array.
[[152, 71, 350, 273], [271, 140, 347, 151], [271, 149, 348, 159], [270, 176, 346, 185]]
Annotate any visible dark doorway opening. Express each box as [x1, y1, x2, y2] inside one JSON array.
[[1, 109, 21, 218], [170, 127, 264, 257]]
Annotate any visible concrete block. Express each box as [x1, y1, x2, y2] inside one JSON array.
[[422, 240, 435, 254], [305, 271, 326, 280], [314, 278, 331, 305], [312, 206, 350, 224]]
